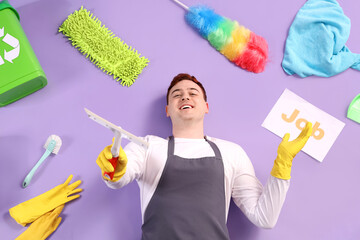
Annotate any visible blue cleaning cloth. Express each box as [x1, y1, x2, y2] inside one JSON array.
[[282, 0, 360, 78]]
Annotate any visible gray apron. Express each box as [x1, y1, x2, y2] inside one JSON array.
[[142, 136, 230, 240]]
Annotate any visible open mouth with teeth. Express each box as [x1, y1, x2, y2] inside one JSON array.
[[180, 105, 193, 110]]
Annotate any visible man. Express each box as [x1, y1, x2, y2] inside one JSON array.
[[96, 73, 312, 239]]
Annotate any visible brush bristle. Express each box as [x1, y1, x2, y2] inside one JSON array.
[[44, 135, 62, 154], [185, 5, 224, 38], [185, 5, 268, 73], [232, 32, 268, 73]]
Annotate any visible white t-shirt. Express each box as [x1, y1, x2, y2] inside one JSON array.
[[105, 135, 290, 228]]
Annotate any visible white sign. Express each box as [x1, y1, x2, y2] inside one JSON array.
[[262, 89, 345, 162]]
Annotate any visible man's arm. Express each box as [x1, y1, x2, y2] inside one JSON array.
[[232, 122, 312, 228], [232, 173, 290, 228]]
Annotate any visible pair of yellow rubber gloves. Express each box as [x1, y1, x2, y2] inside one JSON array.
[[9, 175, 82, 240], [96, 122, 312, 182]]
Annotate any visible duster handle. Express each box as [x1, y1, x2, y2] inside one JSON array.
[[172, 0, 189, 10]]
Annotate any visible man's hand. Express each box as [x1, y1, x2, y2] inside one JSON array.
[[96, 144, 128, 182], [271, 122, 313, 180]]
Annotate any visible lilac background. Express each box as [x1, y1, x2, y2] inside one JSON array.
[[1, 0, 360, 239]]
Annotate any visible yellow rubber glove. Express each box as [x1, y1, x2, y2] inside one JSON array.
[[96, 145, 128, 182], [271, 122, 313, 180], [9, 175, 82, 226], [15, 205, 64, 240]]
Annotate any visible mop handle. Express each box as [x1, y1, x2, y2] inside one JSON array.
[[172, 0, 189, 10]]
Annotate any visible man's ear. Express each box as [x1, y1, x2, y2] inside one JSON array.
[[205, 102, 209, 114], [166, 105, 170, 117]]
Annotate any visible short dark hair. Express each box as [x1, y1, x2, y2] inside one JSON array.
[[167, 73, 207, 104]]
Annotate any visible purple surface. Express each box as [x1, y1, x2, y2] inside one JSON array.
[[1, 0, 360, 239]]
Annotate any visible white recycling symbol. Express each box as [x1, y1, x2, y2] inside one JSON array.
[[0, 27, 20, 65]]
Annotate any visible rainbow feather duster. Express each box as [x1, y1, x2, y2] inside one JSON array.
[[173, 1, 268, 73]]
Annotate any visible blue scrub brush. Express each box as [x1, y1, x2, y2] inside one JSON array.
[[22, 135, 62, 188]]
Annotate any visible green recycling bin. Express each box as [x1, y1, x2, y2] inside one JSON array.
[[0, 0, 47, 107]]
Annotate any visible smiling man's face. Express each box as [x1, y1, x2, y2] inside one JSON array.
[[166, 80, 209, 124]]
